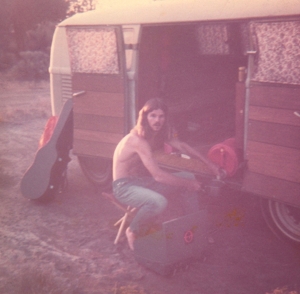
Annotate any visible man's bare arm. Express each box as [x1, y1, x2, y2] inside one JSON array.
[[133, 136, 201, 191], [168, 138, 221, 177]]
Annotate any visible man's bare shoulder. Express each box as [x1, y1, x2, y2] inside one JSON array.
[[125, 130, 148, 147], [115, 131, 148, 157]]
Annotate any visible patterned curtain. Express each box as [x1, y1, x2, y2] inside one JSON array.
[[66, 27, 119, 74], [251, 21, 300, 85], [196, 24, 230, 55]]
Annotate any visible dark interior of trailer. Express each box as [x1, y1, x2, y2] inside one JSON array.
[[137, 22, 248, 150]]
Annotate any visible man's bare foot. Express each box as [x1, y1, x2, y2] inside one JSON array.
[[126, 227, 136, 250]]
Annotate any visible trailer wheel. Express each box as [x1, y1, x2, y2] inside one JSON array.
[[78, 156, 112, 190], [260, 198, 300, 247]]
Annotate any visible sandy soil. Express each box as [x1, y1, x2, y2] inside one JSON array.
[[0, 78, 299, 294]]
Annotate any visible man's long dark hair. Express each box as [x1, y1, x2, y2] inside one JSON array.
[[132, 98, 169, 150]]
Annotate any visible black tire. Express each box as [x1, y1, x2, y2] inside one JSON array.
[[260, 198, 300, 247], [78, 156, 112, 190]]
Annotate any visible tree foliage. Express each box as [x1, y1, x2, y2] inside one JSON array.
[[0, 0, 98, 79], [67, 0, 98, 16], [0, 0, 68, 52], [13, 0, 68, 51], [0, 0, 98, 52]]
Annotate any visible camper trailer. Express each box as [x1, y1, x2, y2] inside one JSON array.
[[46, 0, 300, 245]]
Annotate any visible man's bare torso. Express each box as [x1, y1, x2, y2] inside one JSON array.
[[113, 132, 147, 181]]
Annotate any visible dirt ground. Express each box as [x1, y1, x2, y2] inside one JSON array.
[[0, 78, 300, 294]]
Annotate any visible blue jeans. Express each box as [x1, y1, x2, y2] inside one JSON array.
[[112, 172, 199, 235]]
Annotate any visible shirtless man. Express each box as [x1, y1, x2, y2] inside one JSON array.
[[112, 98, 220, 250]]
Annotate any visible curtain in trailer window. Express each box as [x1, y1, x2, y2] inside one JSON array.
[[251, 21, 300, 85], [196, 24, 230, 55], [66, 27, 119, 74]]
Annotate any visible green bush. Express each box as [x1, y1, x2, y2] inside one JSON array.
[[26, 21, 56, 52], [8, 50, 50, 80]]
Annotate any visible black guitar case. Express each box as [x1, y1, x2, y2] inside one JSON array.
[[21, 99, 73, 200]]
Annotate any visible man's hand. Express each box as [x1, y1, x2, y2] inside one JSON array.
[[207, 162, 225, 178], [168, 139, 226, 180]]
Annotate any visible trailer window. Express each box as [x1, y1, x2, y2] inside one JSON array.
[[196, 24, 230, 55], [66, 27, 119, 74], [251, 21, 300, 85]]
